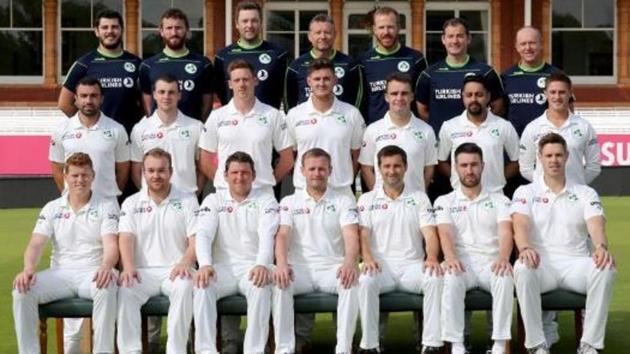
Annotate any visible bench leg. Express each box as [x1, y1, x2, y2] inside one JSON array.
[[575, 309, 584, 350], [517, 305, 526, 354], [39, 318, 48, 354], [55, 318, 64, 354], [142, 316, 148, 354], [506, 339, 512, 354], [84, 318, 93, 352]]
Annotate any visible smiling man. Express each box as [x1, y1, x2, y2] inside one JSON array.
[[214, 1, 288, 109], [59, 10, 142, 134], [139, 8, 214, 121], [357, 6, 427, 125]]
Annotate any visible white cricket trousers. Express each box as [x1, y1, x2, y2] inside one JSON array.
[[194, 264, 272, 354], [359, 261, 443, 349], [441, 256, 514, 343], [116, 267, 194, 354], [272, 264, 361, 354], [514, 254, 616, 349], [12, 267, 117, 354]]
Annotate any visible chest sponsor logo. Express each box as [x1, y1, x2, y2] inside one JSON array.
[[397, 61, 410, 72], [435, 88, 461, 100], [218, 119, 239, 127], [133, 206, 153, 214], [123, 77, 135, 88], [53, 212, 72, 219], [335, 67, 345, 78], [296, 118, 318, 127], [537, 77, 547, 89], [533, 197, 550, 204], [293, 207, 311, 215], [124, 62, 136, 73], [369, 80, 386, 93], [376, 133, 397, 142], [259, 53, 272, 64], [450, 205, 467, 213], [141, 131, 164, 141], [185, 63, 197, 74], [218, 206, 235, 213], [257, 69, 269, 81], [535, 93, 546, 105], [451, 131, 473, 139], [62, 132, 83, 141], [367, 203, 388, 211]]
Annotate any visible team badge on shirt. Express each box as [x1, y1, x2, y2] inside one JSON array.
[[87, 208, 99, 221], [103, 129, 114, 139], [490, 128, 500, 138], [259, 53, 272, 64], [568, 193, 579, 202], [256, 115, 269, 126], [325, 204, 337, 213], [482, 201, 495, 209], [335, 114, 347, 124], [404, 197, 418, 208], [537, 77, 547, 89], [171, 201, 183, 212], [572, 128, 584, 138], [185, 63, 197, 74], [412, 130, 425, 142], [179, 129, 191, 139], [124, 62, 136, 73], [335, 67, 346, 78], [397, 61, 410, 72]]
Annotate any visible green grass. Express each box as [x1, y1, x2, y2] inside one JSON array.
[[1, 198, 629, 353]]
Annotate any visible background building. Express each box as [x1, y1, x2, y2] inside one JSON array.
[[1, 0, 629, 206]]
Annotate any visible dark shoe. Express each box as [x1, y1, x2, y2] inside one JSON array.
[[357, 349, 380, 354], [421, 346, 442, 354]]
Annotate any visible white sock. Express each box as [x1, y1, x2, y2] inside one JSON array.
[[492, 340, 507, 353], [451, 342, 466, 354]]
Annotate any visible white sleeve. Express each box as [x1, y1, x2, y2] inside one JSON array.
[[350, 110, 366, 150], [339, 196, 359, 227], [118, 198, 136, 235], [279, 196, 293, 227], [195, 197, 218, 267], [273, 110, 293, 151], [358, 126, 375, 166], [437, 124, 452, 161], [356, 194, 372, 228], [433, 196, 452, 225], [496, 195, 512, 223], [583, 123, 602, 184], [518, 125, 536, 181], [199, 112, 219, 152], [285, 110, 297, 149], [255, 198, 280, 266], [185, 197, 199, 238], [425, 127, 438, 166], [100, 200, 120, 236], [504, 123, 520, 161], [49, 125, 65, 163], [32, 202, 55, 237], [129, 125, 144, 162], [582, 187, 605, 220], [114, 127, 130, 163], [417, 193, 436, 228], [510, 186, 532, 217]]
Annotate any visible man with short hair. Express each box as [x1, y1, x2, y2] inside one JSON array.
[[200, 59, 294, 196], [416, 17, 504, 135], [358, 145, 443, 354], [285, 13, 360, 109], [130, 74, 203, 195], [13, 153, 119, 354], [273, 148, 370, 354], [438, 75, 519, 193], [139, 8, 214, 120], [50, 77, 130, 200], [59, 10, 143, 133], [357, 6, 427, 125], [502, 26, 562, 137], [359, 73, 437, 193], [117, 148, 199, 354], [519, 73, 600, 186], [194, 151, 279, 354], [214, 1, 288, 109], [434, 143, 514, 354], [512, 133, 616, 354], [286, 58, 365, 196]]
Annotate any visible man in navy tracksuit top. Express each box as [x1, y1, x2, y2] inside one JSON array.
[[416, 18, 505, 136], [59, 10, 142, 134], [357, 6, 427, 126], [139, 8, 214, 121], [284, 13, 360, 110], [214, 1, 288, 109]]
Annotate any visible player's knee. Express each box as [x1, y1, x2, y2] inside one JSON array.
[[513, 260, 534, 280], [358, 273, 379, 290], [170, 277, 194, 295]]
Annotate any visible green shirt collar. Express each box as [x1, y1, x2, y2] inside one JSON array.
[[97, 47, 123, 58], [237, 38, 263, 49], [375, 42, 401, 55], [446, 55, 470, 68], [518, 61, 546, 72], [310, 48, 336, 59], [163, 47, 189, 58]]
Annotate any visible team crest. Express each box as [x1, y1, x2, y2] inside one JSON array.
[[259, 53, 272, 64], [257, 115, 269, 126], [412, 130, 425, 141], [334, 67, 346, 78], [179, 129, 191, 139], [325, 204, 337, 213], [103, 129, 114, 139], [490, 128, 500, 138], [171, 201, 183, 212], [397, 61, 410, 72], [124, 62, 136, 73], [482, 201, 495, 209], [572, 128, 584, 138], [404, 197, 418, 208], [185, 63, 197, 74], [568, 193, 579, 202], [87, 208, 99, 221], [537, 77, 547, 89], [257, 69, 269, 81], [335, 114, 347, 124]]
